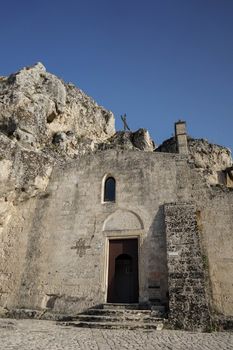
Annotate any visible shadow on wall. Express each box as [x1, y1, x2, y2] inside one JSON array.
[[146, 206, 168, 307]]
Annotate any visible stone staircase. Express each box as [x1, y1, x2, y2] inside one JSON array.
[[58, 303, 167, 330]]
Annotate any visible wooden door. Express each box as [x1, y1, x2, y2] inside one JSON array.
[[107, 239, 139, 303]]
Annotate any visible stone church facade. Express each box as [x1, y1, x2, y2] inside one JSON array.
[[0, 64, 233, 331]]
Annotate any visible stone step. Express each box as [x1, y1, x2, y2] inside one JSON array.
[[151, 305, 166, 312], [101, 303, 166, 312], [80, 308, 166, 318], [60, 320, 164, 330], [74, 314, 163, 323], [57, 303, 167, 330], [82, 308, 151, 315], [102, 303, 149, 310]]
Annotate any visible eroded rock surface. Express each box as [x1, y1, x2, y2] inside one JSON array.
[[157, 136, 233, 185], [0, 62, 115, 155], [188, 138, 232, 185], [98, 128, 156, 152]]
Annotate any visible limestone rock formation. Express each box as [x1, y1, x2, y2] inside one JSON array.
[[0, 62, 115, 154], [157, 136, 232, 186], [188, 138, 232, 185], [98, 129, 156, 152]]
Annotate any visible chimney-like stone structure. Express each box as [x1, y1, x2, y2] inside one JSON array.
[[175, 120, 188, 154]]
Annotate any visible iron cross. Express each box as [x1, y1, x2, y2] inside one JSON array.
[[121, 113, 130, 131]]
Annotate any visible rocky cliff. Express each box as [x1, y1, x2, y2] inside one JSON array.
[[0, 62, 116, 154]]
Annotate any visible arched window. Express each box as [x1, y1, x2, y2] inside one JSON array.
[[104, 176, 116, 202]]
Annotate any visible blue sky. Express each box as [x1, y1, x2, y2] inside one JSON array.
[[1, 0, 233, 151]]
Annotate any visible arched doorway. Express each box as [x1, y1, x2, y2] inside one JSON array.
[[107, 239, 139, 303]]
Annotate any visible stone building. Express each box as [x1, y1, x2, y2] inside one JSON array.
[[0, 63, 233, 331]]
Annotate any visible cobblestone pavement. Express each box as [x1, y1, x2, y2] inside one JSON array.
[[0, 319, 233, 350]]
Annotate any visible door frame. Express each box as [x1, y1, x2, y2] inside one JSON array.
[[104, 232, 141, 303]]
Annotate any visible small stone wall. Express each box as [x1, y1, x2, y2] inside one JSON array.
[[164, 202, 211, 331]]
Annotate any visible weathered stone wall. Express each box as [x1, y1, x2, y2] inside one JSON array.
[[173, 163, 233, 322], [0, 199, 38, 309], [1, 147, 233, 330], [197, 188, 233, 317], [164, 202, 210, 331], [0, 150, 180, 313]]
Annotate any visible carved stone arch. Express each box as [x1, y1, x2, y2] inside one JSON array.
[[103, 209, 144, 231]]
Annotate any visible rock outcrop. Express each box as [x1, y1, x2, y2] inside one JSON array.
[[98, 129, 156, 152], [188, 138, 232, 185], [157, 136, 232, 186], [0, 62, 115, 156]]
